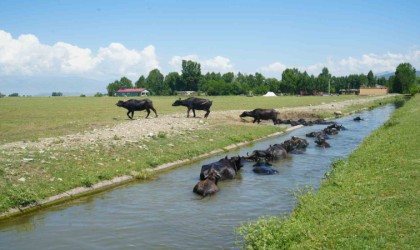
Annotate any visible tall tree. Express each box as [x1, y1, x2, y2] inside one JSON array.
[[181, 60, 201, 91], [164, 72, 182, 94], [135, 75, 146, 88], [119, 77, 133, 89], [393, 63, 416, 94], [222, 72, 235, 83], [106, 80, 122, 96], [146, 69, 168, 95], [318, 67, 331, 93], [281, 68, 300, 94], [367, 70, 375, 87]]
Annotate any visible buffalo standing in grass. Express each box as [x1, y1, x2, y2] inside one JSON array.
[[172, 97, 213, 118], [199, 156, 243, 181], [116, 99, 158, 120], [240, 109, 281, 125]]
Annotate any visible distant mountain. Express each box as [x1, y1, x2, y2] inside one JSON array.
[[0, 75, 110, 96], [376, 71, 420, 79]]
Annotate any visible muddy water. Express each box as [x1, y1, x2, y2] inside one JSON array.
[[0, 105, 395, 249]]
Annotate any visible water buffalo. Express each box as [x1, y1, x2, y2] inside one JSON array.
[[315, 135, 331, 148], [306, 131, 328, 138], [199, 156, 243, 181], [252, 159, 278, 175], [116, 99, 158, 120], [240, 109, 281, 125], [281, 136, 309, 154], [246, 144, 287, 162], [353, 116, 364, 121], [193, 169, 220, 197], [172, 97, 212, 118]]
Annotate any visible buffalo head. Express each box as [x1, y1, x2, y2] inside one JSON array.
[[115, 100, 125, 107], [239, 111, 251, 118], [172, 98, 182, 106]]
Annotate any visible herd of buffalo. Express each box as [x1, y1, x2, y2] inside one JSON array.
[[114, 97, 363, 197]]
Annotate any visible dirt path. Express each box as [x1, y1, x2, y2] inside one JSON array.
[[0, 95, 391, 152]]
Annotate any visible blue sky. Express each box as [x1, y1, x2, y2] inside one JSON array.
[[0, 0, 419, 94]]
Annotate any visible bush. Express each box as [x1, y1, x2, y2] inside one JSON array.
[[94, 92, 104, 97]]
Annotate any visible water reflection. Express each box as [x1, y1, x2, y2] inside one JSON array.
[[0, 105, 395, 250]]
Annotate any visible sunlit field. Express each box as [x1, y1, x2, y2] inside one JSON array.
[[0, 95, 366, 143]]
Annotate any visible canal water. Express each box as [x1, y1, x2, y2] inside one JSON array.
[[0, 105, 395, 249]]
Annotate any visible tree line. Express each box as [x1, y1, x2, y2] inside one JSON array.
[[106, 61, 419, 96]]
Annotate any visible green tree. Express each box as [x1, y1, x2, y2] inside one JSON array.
[[181, 60, 201, 91], [164, 72, 182, 94], [222, 72, 235, 83], [146, 69, 168, 95], [135, 75, 146, 88], [106, 80, 121, 96], [367, 70, 375, 87], [281, 68, 300, 94], [393, 63, 416, 94], [318, 67, 331, 93], [119, 77, 133, 89]]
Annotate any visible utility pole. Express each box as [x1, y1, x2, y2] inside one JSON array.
[[328, 79, 331, 95]]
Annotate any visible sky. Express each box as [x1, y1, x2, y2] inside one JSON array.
[[0, 0, 419, 94]]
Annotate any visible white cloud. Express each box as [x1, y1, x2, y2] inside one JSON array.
[[261, 50, 420, 77], [169, 54, 234, 73], [260, 62, 287, 77], [0, 30, 159, 79]]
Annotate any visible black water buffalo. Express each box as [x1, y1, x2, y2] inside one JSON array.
[[240, 109, 281, 125], [199, 156, 243, 181], [193, 169, 220, 197], [246, 144, 287, 162], [281, 136, 309, 154], [315, 135, 331, 148], [252, 159, 278, 175], [353, 116, 364, 121], [172, 97, 212, 118], [116, 99, 158, 120]]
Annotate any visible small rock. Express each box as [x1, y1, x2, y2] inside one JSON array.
[[22, 158, 34, 162], [18, 177, 26, 182]]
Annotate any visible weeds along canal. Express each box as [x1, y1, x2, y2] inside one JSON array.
[[0, 105, 395, 250]]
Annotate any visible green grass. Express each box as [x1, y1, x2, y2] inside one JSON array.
[[0, 94, 397, 217], [0, 95, 366, 143], [237, 95, 419, 249]]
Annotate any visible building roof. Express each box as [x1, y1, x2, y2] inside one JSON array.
[[116, 88, 146, 93]]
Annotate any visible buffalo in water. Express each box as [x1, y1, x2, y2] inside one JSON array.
[[240, 109, 281, 125], [172, 97, 212, 118], [246, 144, 288, 162], [199, 156, 243, 181], [116, 99, 158, 120], [193, 169, 220, 197], [281, 136, 309, 154], [252, 159, 278, 175]]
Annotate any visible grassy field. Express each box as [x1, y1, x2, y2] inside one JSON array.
[[1, 95, 365, 143], [237, 95, 419, 249], [0, 95, 396, 217]]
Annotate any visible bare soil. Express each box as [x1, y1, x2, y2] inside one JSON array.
[[0, 95, 390, 152]]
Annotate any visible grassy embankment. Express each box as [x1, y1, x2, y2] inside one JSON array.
[[237, 95, 419, 249], [0, 95, 395, 216]]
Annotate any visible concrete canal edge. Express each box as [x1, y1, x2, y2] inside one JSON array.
[[0, 125, 303, 221]]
